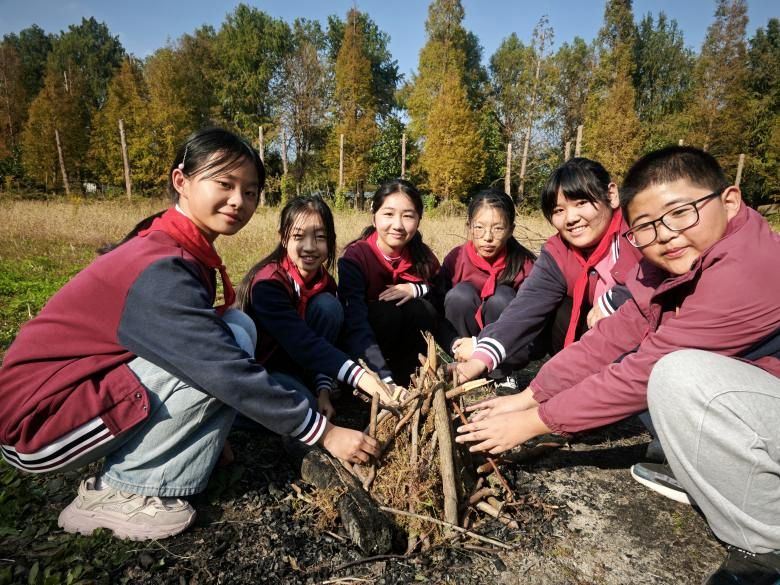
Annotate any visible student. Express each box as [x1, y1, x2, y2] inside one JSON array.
[[452, 158, 642, 383], [338, 178, 440, 387], [434, 188, 536, 387], [455, 146, 780, 584], [235, 196, 394, 418], [0, 128, 378, 542]]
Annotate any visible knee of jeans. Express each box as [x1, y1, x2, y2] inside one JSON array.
[[307, 293, 343, 324], [445, 283, 478, 312], [222, 309, 258, 355]]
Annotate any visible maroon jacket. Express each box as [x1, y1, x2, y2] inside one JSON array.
[[439, 242, 534, 293], [532, 204, 780, 434]]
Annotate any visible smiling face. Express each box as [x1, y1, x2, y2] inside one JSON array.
[[372, 192, 421, 256], [284, 210, 329, 281], [469, 205, 513, 261], [550, 185, 619, 251], [173, 152, 260, 242], [626, 179, 741, 275]]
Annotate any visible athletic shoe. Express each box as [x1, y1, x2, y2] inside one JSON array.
[[630, 462, 692, 505], [495, 375, 519, 395], [704, 545, 780, 585], [58, 476, 196, 540]]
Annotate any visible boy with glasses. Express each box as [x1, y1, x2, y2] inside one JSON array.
[[456, 146, 780, 584]]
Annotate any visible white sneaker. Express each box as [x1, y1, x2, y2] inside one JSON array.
[[58, 476, 196, 540], [495, 375, 519, 394]]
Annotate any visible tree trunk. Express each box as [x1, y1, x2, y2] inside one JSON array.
[[54, 128, 71, 196], [504, 142, 512, 197], [118, 118, 132, 200], [258, 125, 266, 207]]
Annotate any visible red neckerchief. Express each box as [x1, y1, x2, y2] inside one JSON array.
[[138, 208, 235, 315], [281, 255, 332, 317], [564, 210, 623, 347], [465, 240, 508, 329], [367, 230, 423, 283]]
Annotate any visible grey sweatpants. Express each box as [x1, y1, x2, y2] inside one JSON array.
[[648, 349, 780, 554]]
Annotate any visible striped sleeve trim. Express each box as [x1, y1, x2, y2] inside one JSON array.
[[597, 290, 617, 316], [411, 283, 429, 298], [337, 360, 366, 388], [314, 373, 333, 395], [1, 417, 115, 473], [473, 337, 507, 371], [291, 409, 328, 446]]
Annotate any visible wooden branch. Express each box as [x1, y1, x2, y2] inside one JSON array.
[[445, 378, 491, 400], [363, 392, 380, 491], [433, 385, 459, 531], [475, 501, 519, 530], [378, 506, 514, 550], [410, 403, 421, 465], [468, 487, 498, 506]]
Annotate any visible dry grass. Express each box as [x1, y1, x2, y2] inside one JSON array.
[[0, 197, 556, 278]]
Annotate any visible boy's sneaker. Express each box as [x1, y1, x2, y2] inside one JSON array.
[[630, 462, 691, 505], [58, 476, 196, 541], [704, 545, 780, 585]]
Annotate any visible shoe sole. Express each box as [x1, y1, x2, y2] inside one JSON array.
[[630, 465, 691, 506], [58, 503, 196, 541]]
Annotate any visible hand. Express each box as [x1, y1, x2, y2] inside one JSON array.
[[378, 283, 415, 306], [320, 422, 380, 464], [465, 388, 538, 423], [455, 407, 551, 455], [450, 358, 487, 385], [587, 304, 606, 329], [318, 391, 336, 419], [452, 337, 474, 362]]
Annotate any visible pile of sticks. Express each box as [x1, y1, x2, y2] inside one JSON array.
[[301, 333, 519, 554]]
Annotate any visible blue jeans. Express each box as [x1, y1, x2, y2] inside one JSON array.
[[91, 309, 257, 497]]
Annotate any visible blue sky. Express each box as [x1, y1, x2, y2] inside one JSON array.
[[1, 0, 777, 80]]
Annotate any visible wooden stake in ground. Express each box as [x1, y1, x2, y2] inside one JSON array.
[[433, 384, 459, 531], [54, 128, 70, 196], [118, 118, 132, 200]]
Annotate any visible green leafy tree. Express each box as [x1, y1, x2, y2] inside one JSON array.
[[742, 18, 780, 203], [633, 12, 695, 150], [420, 72, 485, 199], [683, 0, 750, 164], [583, 0, 642, 181], [0, 41, 25, 157], [328, 9, 378, 202], [3, 25, 53, 107], [87, 57, 149, 190], [213, 4, 291, 135], [551, 37, 593, 151], [325, 13, 400, 117], [369, 114, 417, 184]]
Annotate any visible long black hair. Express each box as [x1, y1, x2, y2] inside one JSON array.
[[235, 195, 337, 313], [98, 127, 264, 255], [467, 188, 536, 285], [353, 178, 435, 281], [540, 157, 613, 222]]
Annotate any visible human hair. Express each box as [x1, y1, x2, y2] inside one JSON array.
[[98, 127, 264, 255], [354, 178, 434, 280], [540, 158, 613, 222], [620, 145, 729, 211], [235, 196, 337, 313], [467, 188, 536, 284], [168, 127, 265, 202]]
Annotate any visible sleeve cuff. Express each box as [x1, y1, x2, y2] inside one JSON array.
[[291, 409, 328, 446], [597, 290, 617, 316], [472, 337, 506, 371], [337, 360, 367, 388], [411, 283, 429, 298]]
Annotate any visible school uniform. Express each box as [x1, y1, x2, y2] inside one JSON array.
[[435, 240, 535, 375], [0, 209, 326, 495], [471, 211, 642, 372], [338, 231, 440, 386], [527, 202, 780, 554], [247, 258, 366, 396]]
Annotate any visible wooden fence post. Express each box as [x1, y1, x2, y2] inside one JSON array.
[[118, 118, 132, 200], [564, 140, 571, 162], [54, 128, 71, 196]]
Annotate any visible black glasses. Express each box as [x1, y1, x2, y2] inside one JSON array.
[[623, 189, 725, 248]]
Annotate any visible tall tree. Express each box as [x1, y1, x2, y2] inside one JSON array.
[[325, 13, 400, 117], [213, 4, 291, 136], [47, 17, 125, 112], [87, 57, 149, 190], [684, 0, 750, 164], [2, 25, 52, 108], [551, 37, 593, 151], [0, 41, 25, 157], [277, 19, 329, 190], [420, 73, 485, 199], [583, 0, 642, 180], [329, 9, 378, 200], [369, 114, 417, 184], [742, 18, 780, 203]]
